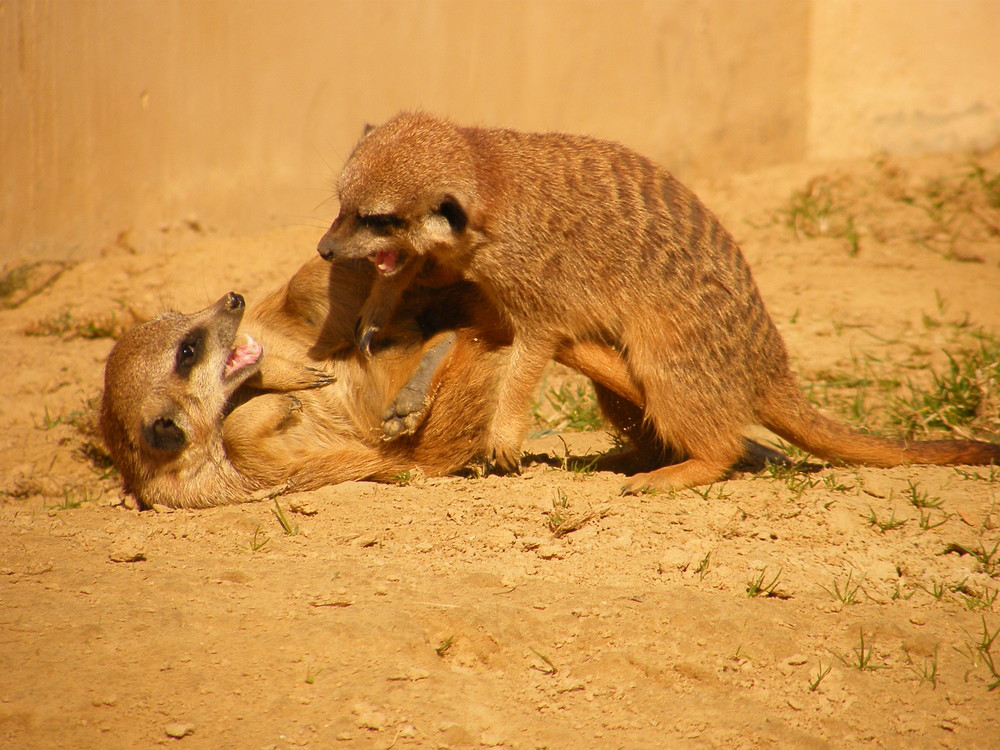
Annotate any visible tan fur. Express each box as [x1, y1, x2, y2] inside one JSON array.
[[100, 256, 637, 509], [318, 111, 1000, 492]]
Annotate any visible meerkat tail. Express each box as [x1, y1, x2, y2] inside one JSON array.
[[758, 385, 1000, 467]]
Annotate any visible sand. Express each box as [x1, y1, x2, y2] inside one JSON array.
[[2, 150, 999, 748]]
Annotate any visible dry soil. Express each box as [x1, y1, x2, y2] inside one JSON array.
[[2, 150, 1000, 749]]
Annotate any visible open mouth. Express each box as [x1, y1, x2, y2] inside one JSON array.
[[371, 248, 405, 276], [224, 333, 263, 379]]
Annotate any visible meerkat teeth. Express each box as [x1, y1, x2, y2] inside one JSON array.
[[224, 333, 262, 378], [375, 249, 399, 274]]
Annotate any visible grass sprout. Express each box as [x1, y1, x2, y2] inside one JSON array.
[[543, 489, 607, 538], [532, 381, 603, 432], [867, 506, 908, 533], [435, 636, 455, 658], [529, 648, 557, 675], [820, 570, 865, 607], [906, 646, 939, 689], [272, 499, 299, 536], [746, 567, 786, 599], [889, 333, 1000, 441], [809, 662, 833, 692], [838, 629, 889, 672]]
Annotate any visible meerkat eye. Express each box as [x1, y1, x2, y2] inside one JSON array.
[[358, 213, 404, 234], [175, 329, 204, 376]]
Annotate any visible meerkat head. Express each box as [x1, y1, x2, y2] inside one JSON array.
[[100, 292, 262, 507], [317, 112, 481, 276]]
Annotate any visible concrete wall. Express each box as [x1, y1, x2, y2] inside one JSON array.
[[808, 0, 1000, 159], [2, 0, 998, 263]]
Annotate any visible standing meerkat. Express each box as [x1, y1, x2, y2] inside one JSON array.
[[317, 112, 1000, 493]]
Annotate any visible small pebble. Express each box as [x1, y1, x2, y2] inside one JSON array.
[[164, 722, 196, 738], [108, 545, 146, 563]]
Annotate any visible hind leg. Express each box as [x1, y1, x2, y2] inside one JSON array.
[[381, 331, 457, 439], [621, 454, 739, 493], [590, 383, 682, 473], [620, 410, 745, 493], [619, 343, 747, 493]]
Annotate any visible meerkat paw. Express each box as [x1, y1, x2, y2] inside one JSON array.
[[487, 438, 523, 474], [620, 458, 732, 495], [486, 412, 527, 473], [255, 355, 336, 391], [381, 387, 428, 439], [282, 393, 302, 413]]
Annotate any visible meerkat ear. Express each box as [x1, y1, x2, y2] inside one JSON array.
[[361, 122, 376, 138], [436, 194, 468, 233], [142, 416, 187, 453]]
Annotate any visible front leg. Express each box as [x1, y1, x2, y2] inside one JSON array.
[[488, 336, 556, 472], [356, 256, 426, 355], [251, 354, 336, 392]]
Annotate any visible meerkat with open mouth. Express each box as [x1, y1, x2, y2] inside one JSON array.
[[318, 112, 1000, 492]]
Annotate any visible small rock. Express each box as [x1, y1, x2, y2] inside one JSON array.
[[535, 544, 564, 559], [108, 544, 146, 563], [164, 722, 196, 738], [480, 730, 505, 746], [388, 667, 430, 682], [289, 499, 320, 516], [357, 710, 387, 731]]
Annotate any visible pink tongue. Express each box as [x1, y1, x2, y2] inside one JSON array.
[[225, 336, 262, 378], [375, 249, 398, 274]]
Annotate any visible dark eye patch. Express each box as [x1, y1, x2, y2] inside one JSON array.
[[175, 328, 205, 376], [358, 213, 405, 234], [436, 196, 468, 233]]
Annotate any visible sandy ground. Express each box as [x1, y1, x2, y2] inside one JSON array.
[[2, 151, 999, 749]]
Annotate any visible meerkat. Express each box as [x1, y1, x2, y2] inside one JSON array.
[[317, 111, 1000, 493], [100, 255, 644, 509]]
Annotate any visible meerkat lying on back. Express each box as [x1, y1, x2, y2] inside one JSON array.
[[100, 255, 642, 509], [317, 111, 1000, 492]]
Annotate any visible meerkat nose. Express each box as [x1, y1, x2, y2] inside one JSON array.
[[317, 232, 339, 260], [225, 292, 245, 311]]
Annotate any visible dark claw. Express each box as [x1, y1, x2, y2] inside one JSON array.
[[305, 367, 337, 388], [489, 452, 522, 476], [354, 318, 377, 357]]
